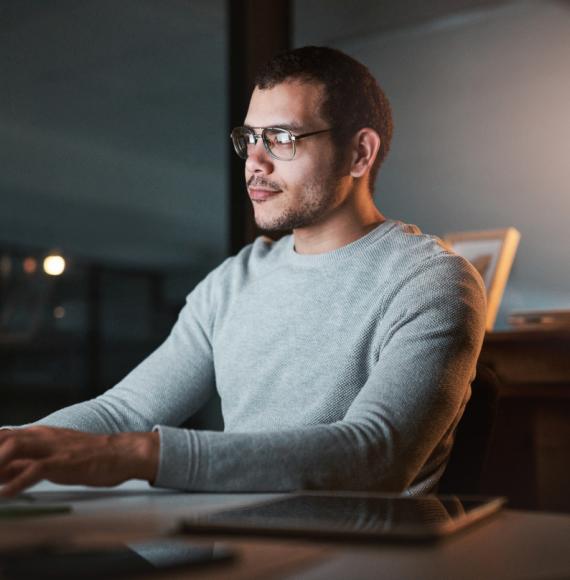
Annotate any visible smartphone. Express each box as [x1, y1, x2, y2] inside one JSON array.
[[0, 540, 236, 579]]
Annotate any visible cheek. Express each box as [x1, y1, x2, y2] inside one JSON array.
[[268, 164, 296, 190], [279, 157, 319, 187], [267, 143, 337, 190]]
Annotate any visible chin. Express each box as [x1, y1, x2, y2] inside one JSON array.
[[253, 211, 287, 232], [254, 217, 291, 232], [255, 212, 312, 232]]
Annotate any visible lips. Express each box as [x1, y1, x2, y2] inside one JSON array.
[[248, 188, 281, 201]]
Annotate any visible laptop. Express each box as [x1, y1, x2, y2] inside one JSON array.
[[179, 492, 506, 542]]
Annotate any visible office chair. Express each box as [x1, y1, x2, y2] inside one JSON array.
[[438, 363, 500, 495]]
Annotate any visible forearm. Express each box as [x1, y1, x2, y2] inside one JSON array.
[[153, 422, 413, 492], [152, 363, 473, 494]]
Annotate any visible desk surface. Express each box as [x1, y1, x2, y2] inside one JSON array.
[[2, 481, 569, 580]]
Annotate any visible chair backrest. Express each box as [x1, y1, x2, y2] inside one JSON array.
[[438, 363, 500, 495]]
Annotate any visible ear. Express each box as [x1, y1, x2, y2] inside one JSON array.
[[350, 128, 381, 179]]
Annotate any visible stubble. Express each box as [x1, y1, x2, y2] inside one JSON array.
[[253, 170, 343, 232]]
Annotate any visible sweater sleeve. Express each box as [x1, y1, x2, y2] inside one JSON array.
[[26, 273, 218, 434], [153, 253, 487, 493]]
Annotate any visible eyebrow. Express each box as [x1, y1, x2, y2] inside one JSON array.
[[243, 122, 304, 133]]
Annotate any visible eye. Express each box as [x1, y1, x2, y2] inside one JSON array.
[[265, 129, 292, 147], [274, 131, 292, 144], [244, 131, 256, 145]]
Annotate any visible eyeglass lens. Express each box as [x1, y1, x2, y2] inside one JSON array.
[[231, 128, 295, 161]]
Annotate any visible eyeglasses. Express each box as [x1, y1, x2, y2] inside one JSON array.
[[230, 126, 333, 161]]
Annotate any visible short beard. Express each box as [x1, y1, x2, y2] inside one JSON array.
[[255, 180, 337, 232], [253, 168, 344, 232]]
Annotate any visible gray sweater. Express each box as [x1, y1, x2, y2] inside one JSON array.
[[31, 220, 486, 494]]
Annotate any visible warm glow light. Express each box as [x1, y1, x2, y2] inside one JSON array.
[[23, 257, 38, 274], [43, 255, 66, 276], [53, 306, 66, 319]]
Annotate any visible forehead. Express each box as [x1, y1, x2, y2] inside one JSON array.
[[244, 80, 325, 128]]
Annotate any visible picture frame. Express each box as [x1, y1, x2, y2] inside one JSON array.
[[442, 228, 520, 332]]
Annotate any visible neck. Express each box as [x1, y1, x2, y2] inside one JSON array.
[[292, 185, 385, 255]]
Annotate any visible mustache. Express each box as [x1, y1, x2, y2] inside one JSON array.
[[247, 176, 283, 192]]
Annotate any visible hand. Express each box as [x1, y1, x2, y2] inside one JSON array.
[[0, 426, 159, 497]]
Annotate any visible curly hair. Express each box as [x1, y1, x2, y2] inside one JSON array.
[[254, 46, 393, 191]]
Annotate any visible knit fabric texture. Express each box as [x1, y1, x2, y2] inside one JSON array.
[[31, 220, 487, 494]]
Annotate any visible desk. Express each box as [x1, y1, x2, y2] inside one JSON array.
[[1, 481, 569, 579], [480, 329, 570, 511]]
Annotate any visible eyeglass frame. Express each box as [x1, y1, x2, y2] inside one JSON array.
[[230, 126, 334, 161]]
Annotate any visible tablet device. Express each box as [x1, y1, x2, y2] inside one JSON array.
[[179, 492, 506, 542]]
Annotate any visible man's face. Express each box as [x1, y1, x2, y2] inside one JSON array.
[[243, 80, 345, 232]]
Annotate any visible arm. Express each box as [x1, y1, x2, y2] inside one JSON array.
[[153, 254, 486, 493]]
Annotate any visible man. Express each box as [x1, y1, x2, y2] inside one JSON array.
[[0, 47, 486, 497]]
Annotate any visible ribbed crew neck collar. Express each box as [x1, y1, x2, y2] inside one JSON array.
[[286, 219, 397, 266]]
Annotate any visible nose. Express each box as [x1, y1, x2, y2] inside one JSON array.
[[245, 138, 274, 175]]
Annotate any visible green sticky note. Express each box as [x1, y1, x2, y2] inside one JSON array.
[[0, 504, 72, 519]]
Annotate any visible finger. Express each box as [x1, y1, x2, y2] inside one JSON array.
[[0, 459, 32, 483], [0, 436, 21, 466], [0, 462, 44, 498]]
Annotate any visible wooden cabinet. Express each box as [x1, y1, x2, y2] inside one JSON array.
[[479, 330, 570, 512]]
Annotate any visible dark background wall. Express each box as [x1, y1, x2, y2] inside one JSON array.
[[0, 0, 228, 276]]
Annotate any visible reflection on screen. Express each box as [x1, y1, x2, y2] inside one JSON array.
[[196, 495, 476, 535]]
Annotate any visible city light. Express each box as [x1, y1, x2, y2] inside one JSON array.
[[23, 257, 38, 274], [43, 255, 66, 276]]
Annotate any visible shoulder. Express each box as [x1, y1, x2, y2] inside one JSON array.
[[377, 221, 486, 315], [376, 220, 482, 285], [374, 220, 448, 268]]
